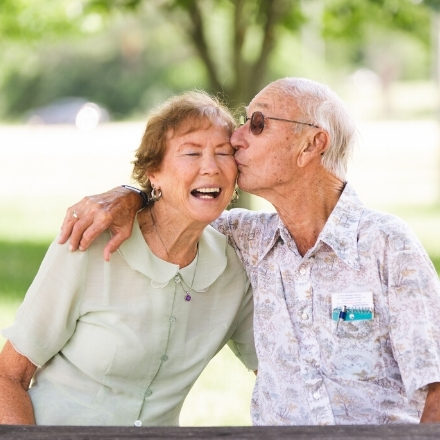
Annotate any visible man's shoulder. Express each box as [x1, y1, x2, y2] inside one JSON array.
[[215, 208, 279, 231], [359, 207, 419, 246], [361, 208, 411, 232], [211, 209, 279, 258]]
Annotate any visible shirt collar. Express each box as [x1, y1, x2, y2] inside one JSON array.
[[257, 220, 282, 265], [117, 216, 228, 292], [317, 183, 364, 270], [258, 183, 364, 270]]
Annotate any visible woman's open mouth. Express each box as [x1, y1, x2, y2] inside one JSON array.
[[191, 188, 221, 199]]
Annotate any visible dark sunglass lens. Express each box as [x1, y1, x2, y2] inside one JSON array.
[[250, 112, 264, 135]]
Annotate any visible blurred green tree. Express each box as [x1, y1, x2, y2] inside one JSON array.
[[1, 0, 439, 116], [0, 0, 81, 40], [83, 0, 438, 105], [85, 0, 305, 107]]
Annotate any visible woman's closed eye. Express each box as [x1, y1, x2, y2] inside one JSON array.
[[216, 145, 234, 156], [180, 146, 202, 156]]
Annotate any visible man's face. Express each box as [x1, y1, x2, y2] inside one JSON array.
[[231, 86, 306, 198]]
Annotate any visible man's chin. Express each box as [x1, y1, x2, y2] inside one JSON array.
[[236, 175, 248, 192], [237, 178, 255, 195]]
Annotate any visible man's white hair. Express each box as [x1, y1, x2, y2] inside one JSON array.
[[270, 77, 356, 180]]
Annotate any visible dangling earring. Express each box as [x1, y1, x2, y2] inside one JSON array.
[[151, 186, 162, 202], [231, 188, 240, 204]]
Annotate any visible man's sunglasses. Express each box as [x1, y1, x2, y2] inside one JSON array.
[[239, 111, 319, 136]]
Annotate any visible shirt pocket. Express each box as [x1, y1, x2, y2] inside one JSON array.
[[320, 318, 385, 382]]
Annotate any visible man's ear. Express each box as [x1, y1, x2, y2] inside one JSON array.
[[297, 131, 329, 168]]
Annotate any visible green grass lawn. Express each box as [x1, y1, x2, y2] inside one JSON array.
[[0, 201, 439, 426]]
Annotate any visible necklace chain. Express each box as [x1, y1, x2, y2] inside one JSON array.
[[179, 251, 199, 302], [150, 208, 199, 301], [150, 208, 170, 259]]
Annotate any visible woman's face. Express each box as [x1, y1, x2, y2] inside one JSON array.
[[149, 122, 237, 226]]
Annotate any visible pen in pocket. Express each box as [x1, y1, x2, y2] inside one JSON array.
[[336, 305, 346, 331]]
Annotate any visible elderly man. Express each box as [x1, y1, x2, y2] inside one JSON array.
[[60, 77, 440, 425]]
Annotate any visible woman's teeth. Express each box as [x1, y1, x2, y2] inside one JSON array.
[[191, 188, 221, 199]]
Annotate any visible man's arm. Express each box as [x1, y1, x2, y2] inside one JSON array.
[[0, 341, 37, 425], [58, 186, 143, 261], [421, 382, 440, 423]]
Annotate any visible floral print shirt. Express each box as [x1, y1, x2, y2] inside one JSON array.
[[213, 183, 440, 425]]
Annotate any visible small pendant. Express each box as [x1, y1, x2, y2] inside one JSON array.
[[184, 293, 191, 302]]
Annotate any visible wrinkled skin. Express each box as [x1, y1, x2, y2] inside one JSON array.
[[59, 187, 142, 261]]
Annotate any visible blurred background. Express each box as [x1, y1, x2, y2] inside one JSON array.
[[1, 0, 440, 426]]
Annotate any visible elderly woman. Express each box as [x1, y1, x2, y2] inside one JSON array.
[[0, 91, 256, 426]]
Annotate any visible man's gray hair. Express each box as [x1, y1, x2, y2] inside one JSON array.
[[271, 77, 356, 180]]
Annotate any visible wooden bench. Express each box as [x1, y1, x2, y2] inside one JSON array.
[[1, 424, 440, 439]]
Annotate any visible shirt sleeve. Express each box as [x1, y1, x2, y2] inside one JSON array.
[[386, 220, 440, 397], [1, 239, 88, 367], [211, 210, 240, 251], [227, 278, 257, 371], [211, 208, 260, 266]]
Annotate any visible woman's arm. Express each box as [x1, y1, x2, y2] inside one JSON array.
[[420, 382, 440, 423], [0, 341, 37, 424]]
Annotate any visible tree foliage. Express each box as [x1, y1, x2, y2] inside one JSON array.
[[1, 0, 439, 111], [80, 0, 439, 104], [0, 0, 81, 41], [84, 0, 306, 106], [322, 0, 433, 45]]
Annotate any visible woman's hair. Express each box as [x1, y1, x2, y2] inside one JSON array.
[[132, 90, 236, 193], [270, 77, 357, 180]]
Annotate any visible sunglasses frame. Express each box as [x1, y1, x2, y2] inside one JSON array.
[[240, 111, 320, 135]]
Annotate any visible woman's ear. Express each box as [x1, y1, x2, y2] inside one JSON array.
[[147, 172, 158, 188], [297, 130, 329, 168]]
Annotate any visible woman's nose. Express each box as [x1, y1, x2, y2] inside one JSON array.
[[200, 153, 220, 174]]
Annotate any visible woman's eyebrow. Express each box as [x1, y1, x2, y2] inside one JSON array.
[[178, 141, 202, 148]]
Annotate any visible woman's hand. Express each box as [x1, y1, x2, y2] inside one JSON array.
[[0, 341, 37, 425], [58, 186, 143, 261]]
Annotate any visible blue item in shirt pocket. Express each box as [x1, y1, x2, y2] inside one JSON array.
[[332, 307, 374, 321]]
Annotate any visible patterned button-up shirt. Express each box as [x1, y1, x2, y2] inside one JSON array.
[[213, 183, 440, 425]]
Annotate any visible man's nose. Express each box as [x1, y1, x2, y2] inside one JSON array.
[[231, 124, 249, 150]]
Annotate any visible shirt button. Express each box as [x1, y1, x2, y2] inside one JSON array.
[[161, 355, 168, 361], [299, 267, 306, 275], [134, 420, 142, 427], [174, 275, 181, 283], [169, 316, 176, 323], [301, 313, 309, 320], [145, 389, 152, 397], [313, 392, 320, 400]]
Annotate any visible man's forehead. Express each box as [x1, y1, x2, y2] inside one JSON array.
[[248, 88, 297, 114], [248, 101, 270, 111]]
